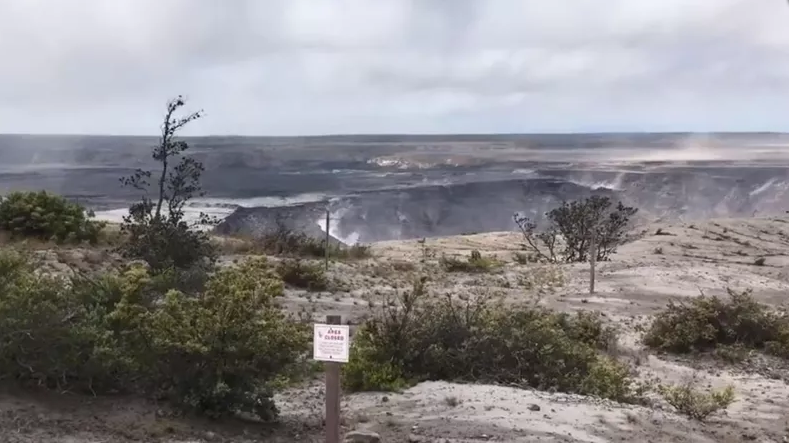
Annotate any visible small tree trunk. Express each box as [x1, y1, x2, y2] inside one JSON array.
[[589, 230, 596, 294], [154, 156, 168, 220], [154, 105, 176, 221]]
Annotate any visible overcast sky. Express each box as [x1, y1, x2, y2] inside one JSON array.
[[1, 0, 788, 136]]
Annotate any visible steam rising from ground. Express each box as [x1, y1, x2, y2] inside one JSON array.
[[4, 133, 789, 243], [613, 134, 789, 164]]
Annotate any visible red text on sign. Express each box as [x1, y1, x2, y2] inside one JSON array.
[[324, 335, 345, 341]]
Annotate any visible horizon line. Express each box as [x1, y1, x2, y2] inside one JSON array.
[[1, 130, 789, 138]]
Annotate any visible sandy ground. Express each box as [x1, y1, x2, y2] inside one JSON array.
[[4, 216, 789, 442]]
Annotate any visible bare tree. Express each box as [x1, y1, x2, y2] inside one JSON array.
[[513, 214, 559, 263]]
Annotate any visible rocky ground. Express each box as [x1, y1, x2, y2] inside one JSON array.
[[3, 217, 789, 442]]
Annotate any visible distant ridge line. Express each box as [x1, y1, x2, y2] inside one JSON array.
[[1, 131, 789, 139]]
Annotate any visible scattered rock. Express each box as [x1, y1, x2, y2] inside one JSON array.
[[344, 429, 382, 443], [528, 404, 541, 412]]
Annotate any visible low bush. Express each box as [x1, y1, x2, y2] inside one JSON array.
[[0, 249, 121, 391], [712, 344, 750, 364], [255, 227, 372, 260], [343, 277, 639, 403], [150, 263, 215, 294], [276, 259, 329, 291], [0, 191, 105, 244], [643, 288, 789, 359], [139, 258, 310, 419], [256, 229, 328, 257], [658, 381, 735, 421], [0, 251, 309, 421], [513, 252, 533, 264], [440, 250, 501, 273], [121, 217, 217, 274]]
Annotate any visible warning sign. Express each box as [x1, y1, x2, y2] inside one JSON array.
[[313, 324, 350, 363]]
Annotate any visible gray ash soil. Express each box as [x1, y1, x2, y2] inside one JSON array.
[[5, 217, 789, 442]]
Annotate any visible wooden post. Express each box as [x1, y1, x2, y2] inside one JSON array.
[[589, 230, 596, 294], [325, 210, 331, 271], [324, 314, 342, 443]]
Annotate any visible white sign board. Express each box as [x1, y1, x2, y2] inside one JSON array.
[[313, 324, 350, 363]]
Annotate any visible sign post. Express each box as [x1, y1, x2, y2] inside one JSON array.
[[314, 315, 349, 443], [325, 210, 331, 271], [589, 230, 596, 294]]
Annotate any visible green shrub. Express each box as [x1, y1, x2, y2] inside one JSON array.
[[0, 251, 309, 421], [713, 344, 749, 364], [149, 263, 214, 294], [276, 259, 329, 291], [255, 228, 329, 257], [342, 337, 407, 393], [137, 258, 310, 419], [252, 224, 372, 260], [658, 381, 735, 421], [121, 217, 217, 274], [514, 196, 638, 263], [439, 250, 501, 273], [343, 277, 637, 403], [0, 250, 142, 392], [558, 310, 618, 350], [643, 288, 789, 359], [0, 191, 105, 244]]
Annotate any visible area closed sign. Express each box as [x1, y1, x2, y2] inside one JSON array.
[[313, 324, 350, 363]]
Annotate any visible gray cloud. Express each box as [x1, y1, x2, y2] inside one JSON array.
[[1, 0, 788, 135]]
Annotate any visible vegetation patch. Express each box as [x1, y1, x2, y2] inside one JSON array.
[[0, 190, 106, 244], [440, 250, 501, 273], [0, 251, 309, 420], [514, 195, 637, 263], [227, 221, 372, 260], [276, 259, 330, 291], [343, 277, 641, 403], [658, 381, 735, 421], [0, 97, 316, 423], [643, 288, 789, 359]]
